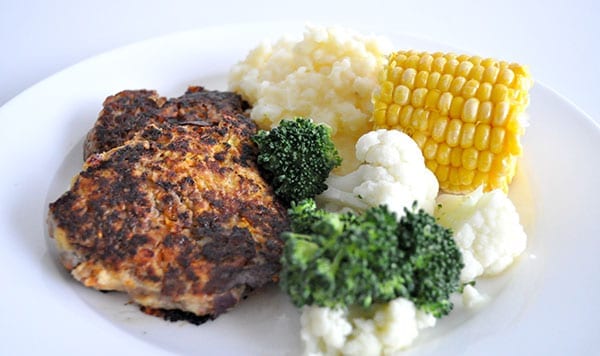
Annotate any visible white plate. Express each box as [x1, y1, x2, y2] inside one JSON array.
[[1, 22, 599, 356]]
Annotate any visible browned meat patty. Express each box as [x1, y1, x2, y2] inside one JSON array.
[[83, 86, 249, 159], [48, 91, 288, 320]]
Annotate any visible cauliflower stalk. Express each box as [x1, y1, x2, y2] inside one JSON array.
[[435, 186, 527, 283], [301, 297, 436, 356], [317, 129, 439, 217]]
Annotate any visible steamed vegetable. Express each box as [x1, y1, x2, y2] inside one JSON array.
[[317, 129, 438, 217], [372, 50, 533, 194], [279, 199, 464, 318], [252, 117, 342, 204]]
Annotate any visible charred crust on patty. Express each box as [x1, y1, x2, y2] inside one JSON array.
[[48, 87, 288, 323]]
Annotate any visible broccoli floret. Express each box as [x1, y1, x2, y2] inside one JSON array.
[[399, 204, 464, 318], [279, 199, 464, 318], [280, 199, 411, 309], [252, 117, 342, 204]]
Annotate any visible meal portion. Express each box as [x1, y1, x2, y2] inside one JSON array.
[[48, 87, 288, 322], [229, 25, 530, 354], [48, 24, 532, 355]]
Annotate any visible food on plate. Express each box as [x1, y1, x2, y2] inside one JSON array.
[[229, 25, 533, 354], [279, 199, 463, 318], [48, 88, 288, 322], [84, 86, 248, 158], [47, 23, 533, 354], [252, 117, 342, 204], [301, 297, 436, 355], [372, 50, 533, 194], [461, 284, 490, 309], [228, 25, 392, 173], [435, 186, 527, 283], [317, 129, 439, 217]]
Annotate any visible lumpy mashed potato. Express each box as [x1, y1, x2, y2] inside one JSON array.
[[228, 25, 392, 172]]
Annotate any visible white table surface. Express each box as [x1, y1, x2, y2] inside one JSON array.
[[1, 0, 599, 125]]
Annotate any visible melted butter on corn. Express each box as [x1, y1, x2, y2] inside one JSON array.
[[372, 50, 533, 194]]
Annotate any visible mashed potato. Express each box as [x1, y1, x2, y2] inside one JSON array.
[[228, 25, 392, 173]]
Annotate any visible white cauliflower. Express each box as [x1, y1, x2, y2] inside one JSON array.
[[461, 284, 490, 310], [317, 129, 439, 217], [435, 186, 527, 282], [301, 298, 436, 356]]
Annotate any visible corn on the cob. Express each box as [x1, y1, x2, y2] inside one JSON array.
[[372, 50, 533, 194]]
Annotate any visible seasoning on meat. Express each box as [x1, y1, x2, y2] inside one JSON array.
[[48, 88, 288, 322]]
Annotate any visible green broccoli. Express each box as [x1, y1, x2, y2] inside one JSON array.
[[252, 117, 342, 204], [398, 203, 464, 318], [279, 199, 464, 318]]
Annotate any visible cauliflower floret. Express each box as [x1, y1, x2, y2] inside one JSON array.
[[317, 129, 439, 217], [435, 187, 527, 282], [301, 306, 352, 356], [300, 298, 436, 356], [462, 284, 490, 310]]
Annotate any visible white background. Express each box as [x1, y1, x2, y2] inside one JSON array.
[[1, 0, 599, 125]]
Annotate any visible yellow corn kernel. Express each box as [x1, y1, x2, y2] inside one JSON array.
[[474, 124, 491, 150], [462, 98, 479, 123], [373, 109, 386, 125], [437, 74, 453, 92], [438, 92, 453, 115], [411, 88, 428, 108], [405, 54, 420, 68], [476, 82, 493, 101], [469, 65, 485, 82], [458, 167, 475, 185], [489, 127, 506, 154], [372, 50, 533, 193], [436, 143, 451, 165], [491, 84, 509, 103], [380, 81, 394, 103], [418, 54, 434, 71], [412, 131, 428, 149], [449, 96, 465, 120], [436, 165, 450, 182], [399, 106, 414, 127], [460, 122, 476, 148], [456, 61, 474, 77], [426, 72, 441, 89], [492, 101, 510, 126], [425, 89, 441, 110], [432, 56, 447, 72], [393, 85, 410, 105], [477, 150, 494, 172], [401, 68, 417, 89], [477, 101, 493, 123], [450, 147, 463, 167], [415, 71, 429, 88], [462, 79, 479, 98], [423, 140, 438, 160], [412, 108, 429, 131], [431, 115, 449, 142], [462, 147, 479, 170], [497, 67, 515, 86], [444, 58, 460, 75], [450, 77, 467, 96], [386, 104, 401, 126], [483, 65, 500, 83], [446, 118, 462, 147], [448, 167, 460, 185], [389, 66, 403, 83]]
